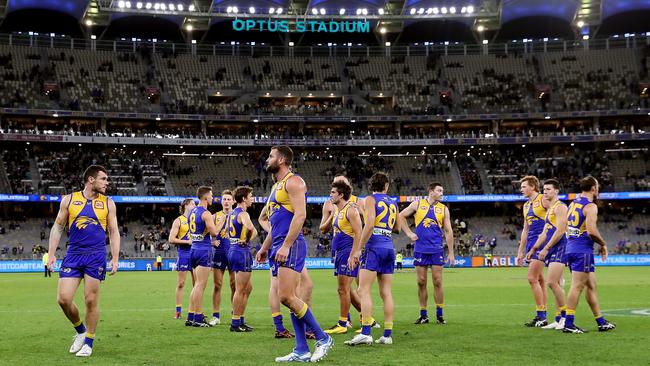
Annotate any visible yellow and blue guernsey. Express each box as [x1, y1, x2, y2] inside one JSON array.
[[366, 193, 398, 250], [176, 214, 191, 254], [268, 172, 306, 247], [227, 206, 253, 273], [229, 207, 249, 247], [212, 210, 232, 270], [544, 201, 568, 250], [332, 202, 355, 253], [523, 193, 547, 252], [566, 196, 595, 254], [67, 191, 108, 255], [189, 206, 211, 249], [267, 172, 308, 277], [413, 199, 446, 254]]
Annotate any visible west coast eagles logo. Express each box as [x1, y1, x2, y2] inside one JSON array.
[[268, 202, 281, 217], [74, 216, 100, 230], [422, 218, 436, 228]]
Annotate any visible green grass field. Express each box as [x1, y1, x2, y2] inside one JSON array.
[[1, 267, 649, 365]]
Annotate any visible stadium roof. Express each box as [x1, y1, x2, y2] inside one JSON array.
[[0, 0, 649, 44]]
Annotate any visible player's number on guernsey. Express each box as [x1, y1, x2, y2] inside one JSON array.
[[189, 213, 197, 232], [567, 203, 583, 227], [375, 201, 397, 228]]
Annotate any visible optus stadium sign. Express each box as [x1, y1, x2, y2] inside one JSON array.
[[232, 19, 371, 33]]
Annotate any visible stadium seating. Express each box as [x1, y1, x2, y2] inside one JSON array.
[[1, 43, 647, 115]]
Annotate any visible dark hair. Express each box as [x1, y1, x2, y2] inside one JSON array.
[[179, 198, 194, 214], [234, 186, 253, 204], [579, 176, 598, 192], [519, 175, 540, 192], [272, 145, 294, 166], [428, 182, 443, 192], [331, 181, 352, 201], [369, 172, 390, 192], [197, 186, 212, 200], [543, 179, 560, 190], [83, 165, 107, 183], [221, 189, 234, 198]]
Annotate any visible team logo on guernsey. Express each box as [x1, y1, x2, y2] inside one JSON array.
[[94, 201, 105, 209], [72, 200, 84, 206], [75, 216, 99, 230], [422, 218, 436, 228], [435, 207, 443, 214], [268, 202, 281, 216], [533, 201, 540, 208], [419, 205, 427, 210]]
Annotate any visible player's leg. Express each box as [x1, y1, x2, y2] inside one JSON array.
[[298, 267, 313, 306], [211, 269, 224, 325], [76, 275, 101, 356], [415, 265, 430, 323], [345, 268, 376, 345], [544, 262, 567, 329], [228, 270, 236, 304], [376, 273, 394, 344], [188, 265, 212, 326], [525, 259, 548, 326], [585, 272, 616, 331], [269, 270, 293, 338], [175, 270, 188, 319], [431, 265, 446, 324], [325, 274, 353, 334], [57, 277, 86, 353], [231, 271, 252, 331], [563, 269, 589, 333]]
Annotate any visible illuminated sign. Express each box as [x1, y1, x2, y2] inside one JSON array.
[[232, 20, 371, 33]]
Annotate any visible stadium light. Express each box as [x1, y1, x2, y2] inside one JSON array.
[[380, 27, 387, 34], [90, 34, 96, 39], [441, 7, 448, 14], [477, 25, 485, 32], [312, 8, 318, 15], [118, 1, 125, 8], [186, 24, 193, 31], [50, 33, 55, 37], [288, 41, 294, 47], [418, 8, 425, 14], [85, 19, 93, 26], [227, 6, 232, 13], [191, 39, 196, 44], [384, 41, 391, 47], [177, 4, 183, 11], [409, 8, 416, 15], [378, 8, 384, 15], [432, 7, 439, 14], [153, 3, 160, 10], [461, 6, 466, 13], [169, 4, 175, 11], [320, 8, 326, 15], [577, 20, 585, 28], [426, 8, 433, 14], [160, 3, 166, 10], [188, 4, 194, 11], [269, 7, 275, 14], [340, 8, 345, 15], [249, 7, 255, 13], [482, 39, 488, 44], [362, 8, 368, 15], [125, 1, 131, 8], [582, 35, 589, 40], [276, 7, 283, 14], [136, 2, 143, 9], [232, 6, 238, 13], [449, 6, 456, 14], [145, 2, 152, 9]]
